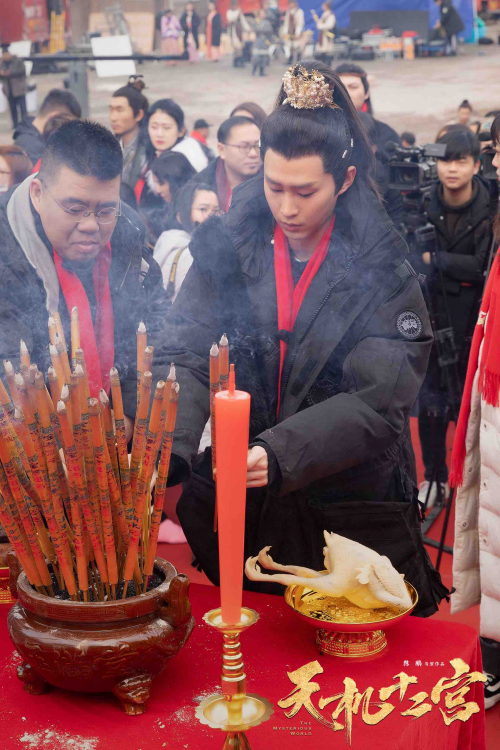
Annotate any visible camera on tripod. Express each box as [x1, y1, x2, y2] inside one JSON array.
[[386, 142, 447, 192]]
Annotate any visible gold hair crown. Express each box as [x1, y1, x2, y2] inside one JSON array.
[[282, 65, 335, 110]]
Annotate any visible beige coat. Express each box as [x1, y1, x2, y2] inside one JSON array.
[[451, 334, 500, 643], [315, 10, 336, 54]]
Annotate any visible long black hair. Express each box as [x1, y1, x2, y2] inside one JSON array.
[[151, 151, 196, 198], [260, 61, 377, 198], [334, 63, 372, 115], [145, 98, 186, 164]]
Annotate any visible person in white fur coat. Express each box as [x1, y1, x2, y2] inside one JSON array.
[[451, 115, 500, 710]]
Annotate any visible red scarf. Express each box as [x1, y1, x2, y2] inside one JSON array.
[[54, 244, 115, 397], [274, 216, 335, 415], [134, 178, 145, 206], [215, 158, 232, 212], [450, 251, 500, 486]]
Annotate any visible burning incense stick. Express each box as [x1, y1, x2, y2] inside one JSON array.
[[137, 321, 147, 407], [58, 401, 109, 598], [70, 307, 80, 367], [20, 340, 30, 370], [48, 317, 58, 346], [55, 334, 72, 387], [50, 311, 66, 349], [99, 389, 119, 483], [219, 334, 229, 391], [49, 343, 65, 392], [144, 382, 179, 581], [89, 399, 117, 598], [3, 361, 19, 405], [210, 343, 220, 531], [0, 328, 188, 604], [129, 371, 152, 499], [123, 379, 168, 597], [110, 367, 133, 521]]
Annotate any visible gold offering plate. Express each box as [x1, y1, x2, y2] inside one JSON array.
[[285, 580, 417, 632]]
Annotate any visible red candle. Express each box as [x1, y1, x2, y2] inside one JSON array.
[[215, 366, 251, 625]]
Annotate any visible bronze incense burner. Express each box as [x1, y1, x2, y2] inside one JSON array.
[[8, 556, 195, 714]]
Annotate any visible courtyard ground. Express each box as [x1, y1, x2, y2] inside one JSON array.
[[2, 35, 500, 147]]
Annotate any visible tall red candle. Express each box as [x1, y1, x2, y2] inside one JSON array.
[[215, 366, 251, 625]]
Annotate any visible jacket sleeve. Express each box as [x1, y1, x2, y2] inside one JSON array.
[[121, 250, 170, 419], [435, 223, 492, 284], [257, 277, 432, 497], [154, 258, 221, 478]]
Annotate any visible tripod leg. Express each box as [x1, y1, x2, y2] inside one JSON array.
[[436, 486, 454, 572]]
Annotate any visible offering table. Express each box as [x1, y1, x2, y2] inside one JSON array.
[[0, 583, 485, 750]]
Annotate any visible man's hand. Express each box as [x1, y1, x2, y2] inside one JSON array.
[[124, 415, 135, 443], [422, 252, 431, 265], [246, 446, 268, 488]]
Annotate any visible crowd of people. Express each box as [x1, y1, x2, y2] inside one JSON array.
[[0, 14, 499, 711]]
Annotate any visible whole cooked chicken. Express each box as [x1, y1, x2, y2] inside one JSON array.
[[245, 531, 413, 610]]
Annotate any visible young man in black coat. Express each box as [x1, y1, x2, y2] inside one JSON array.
[[418, 128, 493, 506], [159, 62, 448, 616], [13, 89, 82, 166], [0, 119, 167, 434]]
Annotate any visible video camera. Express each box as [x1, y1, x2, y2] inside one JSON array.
[[385, 142, 447, 192]]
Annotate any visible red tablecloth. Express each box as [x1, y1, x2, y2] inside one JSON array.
[[0, 583, 485, 750]]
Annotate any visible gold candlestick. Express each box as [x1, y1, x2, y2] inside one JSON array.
[[195, 607, 273, 749]]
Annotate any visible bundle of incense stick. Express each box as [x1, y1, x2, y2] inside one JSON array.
[[210, 334, 229, 532], [0, 315, 179, 602]]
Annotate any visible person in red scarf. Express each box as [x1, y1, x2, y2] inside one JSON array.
[[450, 114, 500, 710], [160, 62, 448, 617], [0, 119, 167, 442], [189, 116, 261, 213], [334, 63, 401, 155]]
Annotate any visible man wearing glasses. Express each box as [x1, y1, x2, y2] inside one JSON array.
[[190, 115, 261, 212], [0, 119, 166, 440]]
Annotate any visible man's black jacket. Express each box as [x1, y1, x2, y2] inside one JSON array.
[[440, 0, 465, 38], [159, 174, 448, 615], [190, 157, 218, 193], [0, 189, 168, 417], [13, 117, 44, 165], [180, 11, 201, 48], [425, 175, 492, 347]]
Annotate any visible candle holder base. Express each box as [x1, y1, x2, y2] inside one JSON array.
[[196, 607, 273, 748], [196, 692, 273, 732]]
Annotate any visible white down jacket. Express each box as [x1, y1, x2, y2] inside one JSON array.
[[451, 336, 500, 643]]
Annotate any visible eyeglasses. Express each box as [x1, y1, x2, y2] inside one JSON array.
[[221, 142, 261, 156], [40, 179, 121, 225]]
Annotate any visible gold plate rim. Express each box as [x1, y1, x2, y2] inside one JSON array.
[[284, 580, 418, 628]]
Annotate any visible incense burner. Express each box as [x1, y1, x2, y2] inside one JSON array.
[[7, 556, 195, 714]]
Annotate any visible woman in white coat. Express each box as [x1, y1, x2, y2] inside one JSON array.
[[312, 2, 336, 64], [154, 181, 220, 303], [282, 0, 306, 64], [451, 113, 500, 709]]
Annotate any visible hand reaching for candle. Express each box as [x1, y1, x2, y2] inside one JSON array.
[[246, 446, 268, 488]]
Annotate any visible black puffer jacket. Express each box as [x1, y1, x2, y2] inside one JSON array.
[[13, 117, 44, 165], [160, 173, 448, 616], [440, 0, 465, 38], [0, 190, 168, 417], [425, 175, 492, 349]]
